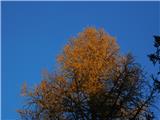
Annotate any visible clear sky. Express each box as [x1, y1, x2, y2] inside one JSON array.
[[2, 1, 160, 120]]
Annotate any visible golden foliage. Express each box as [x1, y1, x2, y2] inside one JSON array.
[[57, 27, 120, 94], [18, 27, 154, 120]]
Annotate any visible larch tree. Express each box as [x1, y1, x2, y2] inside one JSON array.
[[18, 28, 159, 120]]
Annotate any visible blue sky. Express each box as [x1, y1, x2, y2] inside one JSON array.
[[2, 1, 160, 119]]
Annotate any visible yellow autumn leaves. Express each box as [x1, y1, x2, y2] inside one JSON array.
[[19, 27, 153, 120], [57, 27, 120, 94], [21, 27, 122, 97]]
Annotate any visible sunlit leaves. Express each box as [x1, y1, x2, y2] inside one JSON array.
[[57, 27, 120, 94], [18, 28, 158, 120]]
